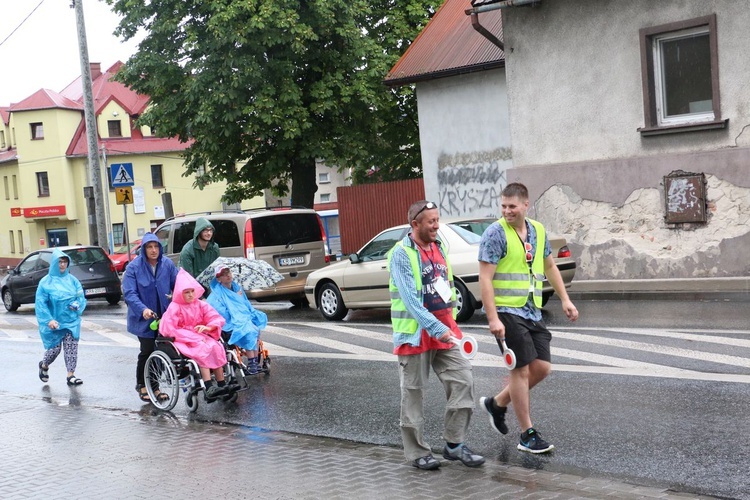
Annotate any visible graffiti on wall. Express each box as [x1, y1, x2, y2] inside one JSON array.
[[664, 172, 706, 224], [436, 148, 511, 217]]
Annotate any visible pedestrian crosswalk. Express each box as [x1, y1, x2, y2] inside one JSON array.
[[2, 316, 749, 383]]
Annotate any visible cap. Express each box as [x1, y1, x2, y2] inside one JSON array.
[[215, 264, 230, 276]]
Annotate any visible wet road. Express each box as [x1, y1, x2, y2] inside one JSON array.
[[1, 297, 748, 499]]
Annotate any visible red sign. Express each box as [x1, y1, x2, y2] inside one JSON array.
[[10, 207, 22, 217], [23, 205, 67, 218]]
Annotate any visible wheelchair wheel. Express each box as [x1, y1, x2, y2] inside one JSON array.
[[144, 351, 179, 411], [185, 389, 200, 413]]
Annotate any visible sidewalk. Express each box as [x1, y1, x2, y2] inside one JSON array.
[[567, 277, 750, 301], [0, 394, 716, 499]]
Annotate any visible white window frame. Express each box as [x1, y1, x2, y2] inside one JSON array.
[[318, 172, 330, 184], [320, 193, 331, 203], [653, 26, 713, 127]]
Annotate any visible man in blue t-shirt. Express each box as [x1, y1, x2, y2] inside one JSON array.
[[477, 183, 578, 454]]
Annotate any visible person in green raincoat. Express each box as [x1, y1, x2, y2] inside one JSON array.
[[35, 249, 87, 386], [178, 218, 220, 279]]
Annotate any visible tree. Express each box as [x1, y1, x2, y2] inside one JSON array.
[[108, 0, 443, 207]]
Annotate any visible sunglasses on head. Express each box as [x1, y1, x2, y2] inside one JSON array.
[[413, 201, 437, 220], [524, 242, 533, 263]]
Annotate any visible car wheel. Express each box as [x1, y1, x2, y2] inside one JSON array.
[[2, 288, 19, 312], [317, 282, 348, 321], [454, 281, 475, 322], [542, 291, 553, 307], [106, 293, 122, 306]]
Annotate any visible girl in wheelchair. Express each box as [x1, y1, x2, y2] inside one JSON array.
[[160, 269, 238, 400]]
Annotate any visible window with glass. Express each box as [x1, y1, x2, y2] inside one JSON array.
[[12, 174, 18, 199], [318, 172, 330, 183], [18, 230, 23, 253], [9, 231, 14, 253], [3, 176, 8, 200], [320, 193, 331, 203], [0, 130, 5, 148], [151, 164, 164, 188], [639, 15, 723, 134], [31, 122, 44, 140], [113, 223, 124, 246], [108, 120, 122, 137], [36, 172, 49, 196]]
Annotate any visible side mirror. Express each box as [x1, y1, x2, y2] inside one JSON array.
[[349, 253, 360, 264]]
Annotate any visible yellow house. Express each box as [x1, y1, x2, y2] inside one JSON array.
[[0, 62, 263, 266]]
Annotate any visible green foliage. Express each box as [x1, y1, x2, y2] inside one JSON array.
[[107, 0, 443, 206]]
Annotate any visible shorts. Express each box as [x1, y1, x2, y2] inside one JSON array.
[[496, 313, 552, 368]]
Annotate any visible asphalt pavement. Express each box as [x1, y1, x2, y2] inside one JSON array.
[[0, 393, 718, 499]]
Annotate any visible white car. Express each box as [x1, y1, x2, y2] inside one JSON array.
[[304, 218, 577, 322], [304, 222, 483, 322]]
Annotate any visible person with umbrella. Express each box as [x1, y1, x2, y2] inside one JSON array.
[[207, 264, 268, 374], [122, 232, 179, 403], [35, 249, 86, 386]]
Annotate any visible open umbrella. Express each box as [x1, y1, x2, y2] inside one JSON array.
[[196, 257, 284, 291]]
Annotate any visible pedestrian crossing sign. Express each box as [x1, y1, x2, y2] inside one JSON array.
[[116, 186, 134, 205], [111, 163, 134, 187]]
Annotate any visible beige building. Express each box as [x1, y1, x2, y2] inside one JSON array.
[[0, 62, 263, 266]]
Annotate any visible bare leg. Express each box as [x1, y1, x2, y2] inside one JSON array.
[[213, 368, 225, 382], [494, 359, 551, 430], [199, 366, 211, 381]]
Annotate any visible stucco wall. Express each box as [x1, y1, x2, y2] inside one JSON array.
[[502, 0, 750, 280], [417, 69, 511, 218]]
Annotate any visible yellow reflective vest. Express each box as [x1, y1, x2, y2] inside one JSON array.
[[493, 218, 546, 308], [387, 239, 456, 336]]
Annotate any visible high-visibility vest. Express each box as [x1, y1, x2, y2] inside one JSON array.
[[387, 239, 456, 336], [492, 218, 546, 308]]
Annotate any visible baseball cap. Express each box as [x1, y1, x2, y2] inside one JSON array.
[[215, 264, 230, 276]]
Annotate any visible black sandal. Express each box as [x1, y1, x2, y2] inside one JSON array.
[[66, 375, 83, 386], [38, 361, 49, 383], [136, 384, 150, 402], [153, 390, 169, 402]]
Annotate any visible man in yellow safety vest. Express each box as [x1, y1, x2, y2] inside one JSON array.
[[478, 183, 579, 454], [387, 200, 484, 471]]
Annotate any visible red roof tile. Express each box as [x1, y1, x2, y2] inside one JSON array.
[[0, 107, 9, 125], [9, 89, 82, 112], [0, 149, 18, 164], [60, 62, 150, 116], [384, 0, 504, 86]]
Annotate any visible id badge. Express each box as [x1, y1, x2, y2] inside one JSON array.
[[434, 277, 452, 303]]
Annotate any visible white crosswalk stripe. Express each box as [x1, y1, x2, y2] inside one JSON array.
[[2, 316, 749, 383]]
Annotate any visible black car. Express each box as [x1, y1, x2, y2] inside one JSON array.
[[1, 245, 122, 312]]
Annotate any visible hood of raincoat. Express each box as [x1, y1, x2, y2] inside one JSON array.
[[173, 268, 205, 304], [193, 218, 216, 240], [48, 248, 71, 278], [140, 232, 164, 259]]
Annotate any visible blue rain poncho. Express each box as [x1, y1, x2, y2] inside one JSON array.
[[35, 248, 87, 349], [207, 278, 267, 350]]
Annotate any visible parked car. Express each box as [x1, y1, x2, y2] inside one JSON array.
[[305, 222, 484, 322], [1, 245, 122, 311], [304, 218, 577, 322], [109, 239, 142, 273], [154, 207, 329, 305], [447, 217, 576, 304]]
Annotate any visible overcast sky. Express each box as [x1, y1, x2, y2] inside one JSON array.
[[0, 0, 142, 105]]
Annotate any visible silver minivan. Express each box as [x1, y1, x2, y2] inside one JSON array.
[[154, 208, 329, 305]]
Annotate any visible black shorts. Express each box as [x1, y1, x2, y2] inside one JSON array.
[[496, 313, 552, 368]]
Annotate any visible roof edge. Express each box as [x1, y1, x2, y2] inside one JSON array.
[[384, 60, 505, 87]]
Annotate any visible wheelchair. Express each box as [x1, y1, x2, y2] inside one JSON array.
[[221, 331, 271, 377], [144, 333, 245, 413]]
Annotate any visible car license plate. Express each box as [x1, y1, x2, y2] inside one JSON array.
[[279, 256, 305, 266], [85, 287, 106, 296]]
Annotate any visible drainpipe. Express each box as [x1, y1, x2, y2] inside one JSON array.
[[466, 0, 541, 49]]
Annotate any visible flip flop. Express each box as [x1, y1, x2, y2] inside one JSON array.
[[66, 375, 83, 386], [38, 361, 49, 383]]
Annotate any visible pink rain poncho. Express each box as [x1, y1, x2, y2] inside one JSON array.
[[159, 269, 227, 369]]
